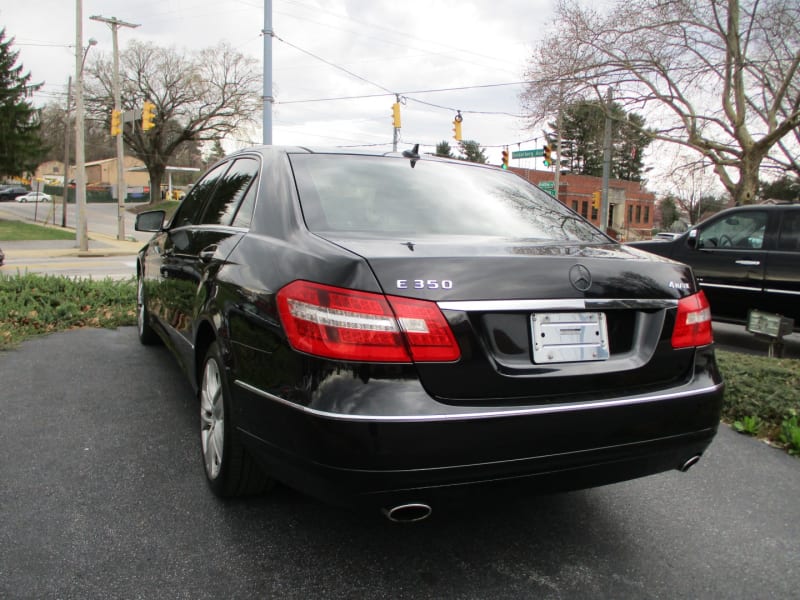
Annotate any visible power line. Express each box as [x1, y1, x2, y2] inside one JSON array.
[[273, 34, 393, 95], [404, 95, 525, 118], [276, 81, 532, 106], [276, 81, 531, 118], [272, 34, 532, 118]]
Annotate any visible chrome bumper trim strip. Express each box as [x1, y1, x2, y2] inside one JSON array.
[[234, 379, 723, 423]]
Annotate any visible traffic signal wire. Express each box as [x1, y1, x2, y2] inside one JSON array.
[[273, 34, 533, 118]]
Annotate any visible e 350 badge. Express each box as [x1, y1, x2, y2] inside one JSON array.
[[397, 279, 453, 290]]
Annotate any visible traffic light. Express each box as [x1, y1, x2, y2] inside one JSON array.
[[543, 144, 552, 167], [392, 102, 401, 129], [452, 117, 462, 141], [110, 109, 122, 136], [592, 191, 601, 210], [501, 148, 509, 169], [142, 101, 156, 131]]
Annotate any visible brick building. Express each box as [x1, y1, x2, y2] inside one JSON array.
[[509, 168, 656, 241]]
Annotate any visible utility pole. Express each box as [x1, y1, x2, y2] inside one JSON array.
[[262, 0, 273, 144], [62, 76, 71, 228], [601, 87, 613, 234], [553, 83, 564, 201], [91, 15, 140, 241], [75, 0, 88, 252]]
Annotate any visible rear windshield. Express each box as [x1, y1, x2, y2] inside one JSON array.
[[289, 154, 609, 243]]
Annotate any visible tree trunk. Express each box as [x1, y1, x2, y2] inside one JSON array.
[[732, 154, 763, 206], [148, 164, 166, 204]]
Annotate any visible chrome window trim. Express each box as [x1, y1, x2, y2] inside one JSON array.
[[699, 282, 762, 293], [234, 379, 722, 423], [764, 288, 800, 296]]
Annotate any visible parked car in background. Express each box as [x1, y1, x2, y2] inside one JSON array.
[[16, 191, 51, 203], [630, 204, 800, 328], [135, 146, 723, 520], [0, 186, 29, 201]]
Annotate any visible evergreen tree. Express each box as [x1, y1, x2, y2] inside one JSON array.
[[435, 140, 454, 158], [0, 28, 45, 177], [659, 196, 680, 231], [760, 175, 800, 202], [549, 100, 651, 181], [457, 140, 488, 164], [204, 139, 226, 167]]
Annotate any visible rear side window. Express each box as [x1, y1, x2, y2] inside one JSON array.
[[170, 161, 230, 228], [289, 154, 608, 243], [200, 157, 260, 227], [777, 211, 800, 252]]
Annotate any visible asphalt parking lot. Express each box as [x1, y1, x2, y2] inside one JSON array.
[[1, 327, 799, 599]]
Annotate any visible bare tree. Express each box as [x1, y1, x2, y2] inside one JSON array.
[[521, 0, 800, 205], [84, 40, 261, 203], [663, 161, 728, 225], [38, 102, 116, 163]]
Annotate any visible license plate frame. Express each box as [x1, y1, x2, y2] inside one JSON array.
[[530, 312, 610, 364]]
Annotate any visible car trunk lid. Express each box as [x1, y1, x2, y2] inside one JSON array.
[[316, 235, 704, 403]]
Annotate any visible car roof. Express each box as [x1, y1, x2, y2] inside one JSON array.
[[219, 145, 500, 170]]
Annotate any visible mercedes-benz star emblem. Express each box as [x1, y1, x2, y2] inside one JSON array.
[[569, 264, 592, 292]]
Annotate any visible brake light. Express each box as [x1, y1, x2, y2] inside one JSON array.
[[276, 280, 461, 363], [671, 291, 713, 348]]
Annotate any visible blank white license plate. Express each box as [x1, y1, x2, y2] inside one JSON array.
[[531, 312, 610, 364]]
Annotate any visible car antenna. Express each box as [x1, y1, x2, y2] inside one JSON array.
[[402, 144, 420, 168]]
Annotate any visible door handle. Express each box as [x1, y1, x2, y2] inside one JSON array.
[[199, 245, 219, 263], [735, 260, 761, 266]]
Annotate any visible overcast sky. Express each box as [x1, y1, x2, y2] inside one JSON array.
[[2, 1, 569, 165]]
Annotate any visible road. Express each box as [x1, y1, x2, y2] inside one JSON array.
[[1, 327, 799, 599], [0, 199, 152, 243], [0, 201, 148, 280]]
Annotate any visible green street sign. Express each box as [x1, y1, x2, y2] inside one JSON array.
[[538, 181, 555, 189], [511, 149, 544, 159]]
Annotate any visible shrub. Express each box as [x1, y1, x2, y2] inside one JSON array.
[[0, 273, 136, 349]]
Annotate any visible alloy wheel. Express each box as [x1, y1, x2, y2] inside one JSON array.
[[200, 358, 225, 481]]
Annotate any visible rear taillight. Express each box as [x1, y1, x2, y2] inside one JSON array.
[[276, 280, 461, 363], [671, 291, 713, 348]]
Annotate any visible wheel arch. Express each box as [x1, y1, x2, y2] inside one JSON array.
[[194, 320, 218, 387]]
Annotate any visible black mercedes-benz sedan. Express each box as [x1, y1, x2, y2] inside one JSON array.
[[135, 146, 723, 521]]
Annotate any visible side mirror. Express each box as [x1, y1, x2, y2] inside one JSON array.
[[687, 229, 698, 249], [135, 210, 166, 233]]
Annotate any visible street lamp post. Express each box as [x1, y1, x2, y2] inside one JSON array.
[[63, 37, 96, 231]]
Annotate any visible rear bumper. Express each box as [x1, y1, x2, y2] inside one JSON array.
[[234, 371, 723, 508]]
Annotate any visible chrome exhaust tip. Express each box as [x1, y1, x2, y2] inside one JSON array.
[[679, 454, 702, 472], [382, 503, 432, 523]]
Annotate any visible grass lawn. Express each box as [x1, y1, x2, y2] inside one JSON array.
[[0, 219, 75, 241]]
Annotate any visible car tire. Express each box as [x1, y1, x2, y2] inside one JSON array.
[[136, 274, 161, 346], [200, 341, 273, 498]]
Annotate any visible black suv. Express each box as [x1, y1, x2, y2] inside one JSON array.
[[0, 186, 29, 201], [631, 204, 800, 327]]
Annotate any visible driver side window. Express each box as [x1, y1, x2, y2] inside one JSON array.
[[697, 211, 766, 250]]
